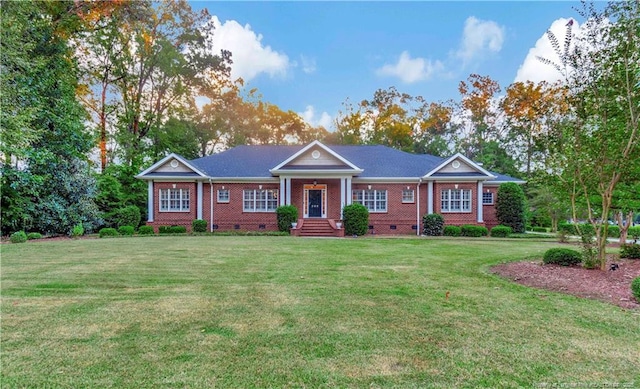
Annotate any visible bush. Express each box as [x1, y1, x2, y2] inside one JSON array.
[[461, 225, 488, 237], [422, 213, 444, 236], [558, 222, 576, 235], [118, 226, 135, 236], [158, 226, 172, 234], [111, 205, 141, 228], [10, 231, 27, 243], [620, 244, 640, 259], [99, 228, 119, 238], [138, 225, 155, 235], [496, 182, 526, 233], [342, 204, 369, 236], [490, 225, 512, 237], [532, 227, 548, 233], [192, 219, 207, 233], [276, 205, 298, 233], [27, 232, 43, 240], [71, 223, 84, 238], [629, 226, 640, 240], [632, 277, 640, 302], [606, 225, 620, 239], [169, 226, 187, 234], [543, 248, 582, 266], [443, 225, 461, 237]]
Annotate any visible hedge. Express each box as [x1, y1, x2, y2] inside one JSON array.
[[10, 231, 27, 243], [27, 232, 43, 240], [490, 225, 512, 237], [99, 228, 119, 238], [629, 226, 640, 240], [343, 204, 369, 236], [443, 225, 461, 237], [423, 214, 444, 236], [620, 244, 640, 259], [543, 248, 582, 266], [138, 225, 155, 235], [192, 219, 208, 233], [118, 226, 135, 236], [276, 205, 298, 233], [632, 277, 640, 302], [461, 225, 488, 237]]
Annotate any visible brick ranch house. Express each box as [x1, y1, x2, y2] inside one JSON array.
[[136, 140, 524, 237]]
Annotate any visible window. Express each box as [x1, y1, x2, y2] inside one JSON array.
[[243, 189, 278, 212], [402, 189, 415, 203], [159, 188, 190, 211], [217, 189, 230, 203], [482, 192, 494, 205], [441, 189, 471, 212], [352, 189, 387, 212]]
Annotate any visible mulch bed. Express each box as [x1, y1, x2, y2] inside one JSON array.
[[491, 256, 640, 310]]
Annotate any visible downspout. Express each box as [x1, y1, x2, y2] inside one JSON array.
[[416, 178, 422, 236], [209, 178, 213, 232]]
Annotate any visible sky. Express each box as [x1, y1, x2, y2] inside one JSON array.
[[191, 1, 588, 130]]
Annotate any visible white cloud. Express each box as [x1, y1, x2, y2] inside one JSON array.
[[300, 105, 332, 129], [456, 16, 505, 63], [514, 18, 580, 83], [205, 16, 290, 82], [300, 55, 316, 74], [376, 51, 444, 84]]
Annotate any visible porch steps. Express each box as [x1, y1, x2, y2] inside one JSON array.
[[298, 219, 336, 237]]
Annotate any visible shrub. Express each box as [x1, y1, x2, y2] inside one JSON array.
[[496, 182, 526, 233], [342, 204, 369, 236], [532, 227, 548, 233], [558, 222, 576, 235], [632, 277, 640, 302], [606, 225, 620, 239], [422, 213, 444, 236], [461, 225, 488, 237], [158, 226, 172, 234], [99, 228, 119, 238], [169, 226, 187, 234], [10, 231, 27, 243], [111, 205, 141, 228], [620, 244, 640, 259], [629, 226, 640, 240], [276, 205, 298, 233], [27, 232, 43, 240], [118, 226, 135, 236], [138, 225, 155, 235], [490, 225, 512, 237], [443, 225, 461, 237], [71, 223, 84, 238], [192, 219, 208, 233], [543, 248, 582, 266]]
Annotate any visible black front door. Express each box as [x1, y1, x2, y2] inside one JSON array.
[[308, 190, 322, 217]]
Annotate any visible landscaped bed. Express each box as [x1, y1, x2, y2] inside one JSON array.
[[2, 236, 638, 388]]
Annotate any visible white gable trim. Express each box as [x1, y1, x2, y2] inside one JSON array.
[[422, 153, 496, 179], [135, 153, 208, 179], [270, 140, 362, 173]]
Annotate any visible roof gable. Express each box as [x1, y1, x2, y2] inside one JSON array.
[[423, 153, 496, 179], [136, 153, 207, 179], [270, 140, 363, 173]]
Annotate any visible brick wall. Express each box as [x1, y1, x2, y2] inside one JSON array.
[[433, 182, 481, 227], [210, 183, 280, 231], [483, 186, 499, 229], [351, 183, 423, 235], [148, 182, 198, 232]]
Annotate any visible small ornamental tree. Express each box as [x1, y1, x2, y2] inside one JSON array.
[[276, 205, 298, 233], [342, 204, 369, 236], [496, 182, 526, 233]]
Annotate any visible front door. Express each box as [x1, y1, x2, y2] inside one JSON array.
[[308, 190, 322, 217]]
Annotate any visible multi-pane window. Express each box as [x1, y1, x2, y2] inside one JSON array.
[[441, 189, 471, 212], [402, 189, 415, 203], [159, 189, 190, 211], [243, 189, 278, 212], [482, 192, 494, 205], [217, 189, 230, 203], [352, 189, 387, 212]]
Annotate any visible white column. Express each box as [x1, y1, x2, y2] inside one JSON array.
[[197, 181, 203, 220], [427, 181, 433, 214], [346, 178, 352, 205], [279, 177, 286, 206], [477, 181, 483, 223], [147, 181, 154, 222], [340, 178, 346, 217], [285, 177, 292, 204]]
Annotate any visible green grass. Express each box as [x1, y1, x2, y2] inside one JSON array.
[[1, 236, 638, 388]]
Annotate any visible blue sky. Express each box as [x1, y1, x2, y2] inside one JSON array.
[[192, 1, 584, 129]]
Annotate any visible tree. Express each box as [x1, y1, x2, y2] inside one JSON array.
[[496, 183, 527, 233], [538, 1, 639, 269]]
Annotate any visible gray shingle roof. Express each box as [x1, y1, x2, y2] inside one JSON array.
[[187, 144, 523, 182]]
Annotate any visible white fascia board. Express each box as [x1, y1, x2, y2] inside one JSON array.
[[270, 140, 362, 171], [143, 177, 207, 182], [206, 177, 281, 183], [135, 153, 208, 179], [425, 176, 496, 182], [422, 152, 495, 179], [352, 177, 422, 183], [271, 168, 364, 176], [484, 179, 527, 186]]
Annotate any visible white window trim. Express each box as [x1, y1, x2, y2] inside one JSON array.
[[482, 192, 494, 205], [159, 188, 190, 212], [352, 189, 387, 213], [441, 188, 471, 213], [402, 189, 415, 203], [243, 189, 278, 212], [217, 189, 230, 203]]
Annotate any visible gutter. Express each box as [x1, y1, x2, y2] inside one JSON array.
[[209, 178, 213, 232], [416, 178, 422, 236]]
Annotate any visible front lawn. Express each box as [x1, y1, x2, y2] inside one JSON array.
[[1, 237, 638, 388]]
